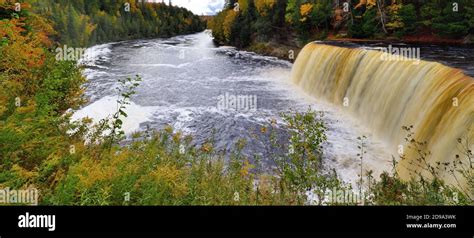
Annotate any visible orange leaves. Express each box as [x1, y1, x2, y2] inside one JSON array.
[[0, 17, 47, 72], [201, 142, 213, 153], [0, 18, 26, 41], [354, 0, 377, 9], [26, 14, 55, 47], [0, 4, 57, 104], [300, 3, 313, 16]]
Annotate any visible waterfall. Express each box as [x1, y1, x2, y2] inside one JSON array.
[[291, 42, 473, 185]]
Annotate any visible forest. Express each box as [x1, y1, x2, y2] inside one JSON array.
[[0, 0, 472, 205], [210, 0, 474, 48], [29, 0, 206, 47]]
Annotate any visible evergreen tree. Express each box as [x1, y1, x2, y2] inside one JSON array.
[[32, 0, 205, 47]]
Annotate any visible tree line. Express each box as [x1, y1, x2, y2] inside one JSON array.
[[30, 0, 206, 47], [210, 0, 474, 48]]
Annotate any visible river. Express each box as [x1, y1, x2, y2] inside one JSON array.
[[73, 30, 473, 184]]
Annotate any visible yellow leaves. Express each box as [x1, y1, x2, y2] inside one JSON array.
[[223, 10, 238, 42], [239, 159, 254, 178], [71, 146, 189, 200], [238, 0, 249, 13], [80, 15, 97, 46], [73, 150, 128, 189], [368, 0, 377, 7], [270, 118, 277, 127], [386, 3, 403, 31], [148, 165, 188, 197], [209, 8, 234, 43], [75, 160, 113, 189], [388, 3, 402, 13], [15, 102, 36, 115], [81, 117, 93, 125], [43, 155, 67, 189], [0, 1, 28, 14], [386, 21, 404, 30], [152, 165, 181, 181], [11, 164, 38, 183], [164, 125, 173, 134], [185, 18, 193, 26], [150, 7, 158, 18], [355, 0, 377, 9], [127, 0, 139, 12], [172, 131, 182, 144], [0, 105, 6, 116], [300, 3, 313, 22], [255, 0, 276, 16]]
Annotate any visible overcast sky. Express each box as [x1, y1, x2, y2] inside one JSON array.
[[149, 0, 225, 15]]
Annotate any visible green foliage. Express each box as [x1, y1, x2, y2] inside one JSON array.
[[211, 0, 473, 48], [212, 0, 288, 46], [284, 0, 301, 26], [349, 7, 378, 38], [432, 2, 470, 38], [397, 4, 417, 36], [35, 59, 86, 115], [420, 0, 472, 38], [32, 0, 206, 47], [275, 109, 345, 205]]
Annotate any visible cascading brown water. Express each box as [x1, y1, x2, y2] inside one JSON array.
[[291, 43, 473, 185]]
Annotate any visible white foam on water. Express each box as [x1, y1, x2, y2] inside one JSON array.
[[150, 105, 236, 134], [172, 108, 196, 133], [129, 62, 192, 69], [82, 68, 109, 78], [78, 43, 112, 67], [72, 96, 157, 135]]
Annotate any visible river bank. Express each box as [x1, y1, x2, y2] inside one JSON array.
[[217, 33, 474, 63]]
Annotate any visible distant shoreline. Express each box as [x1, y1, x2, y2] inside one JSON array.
[[214, 33, 473, 63], [327, 34, 473, 46]]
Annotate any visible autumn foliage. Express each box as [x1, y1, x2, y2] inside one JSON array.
[[1, 0, 472, 206]]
